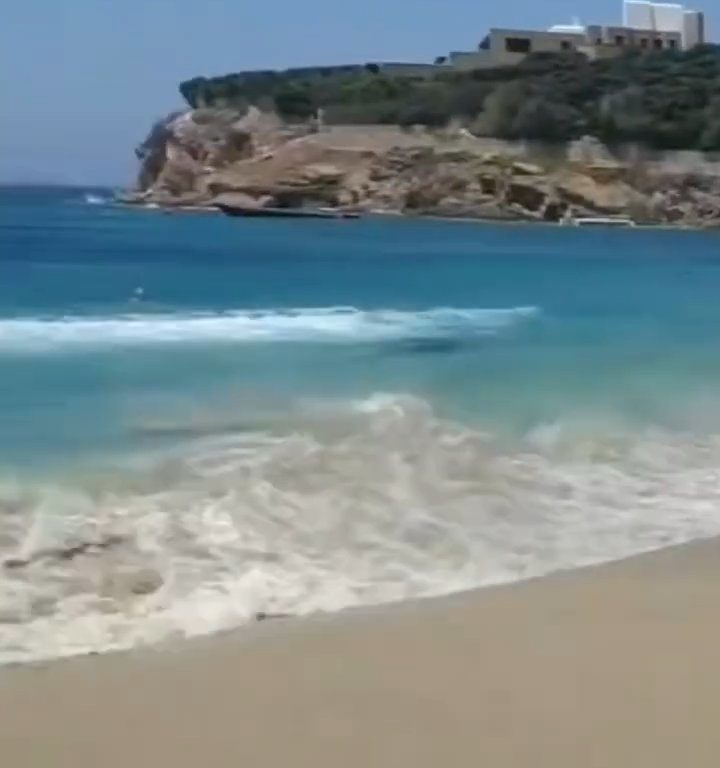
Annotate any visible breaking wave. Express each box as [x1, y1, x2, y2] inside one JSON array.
[[83, 193, 110, 206], [0, 306, 539, 352], [2, 393, 720, 665]]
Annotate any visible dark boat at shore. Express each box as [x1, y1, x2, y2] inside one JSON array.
[[216, 203, 361, 220]]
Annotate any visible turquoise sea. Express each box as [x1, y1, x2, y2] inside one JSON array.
[[2, 185, 720, 663]]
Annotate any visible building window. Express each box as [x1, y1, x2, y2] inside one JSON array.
[[615, 35, 625, 46], [640, 38, 648, 48], [668, 38, 677, 49], [505, 37, 532, 53], [560, 40, 573, 51], [653, 38, 663, 49], [596, 37, 603, 45]]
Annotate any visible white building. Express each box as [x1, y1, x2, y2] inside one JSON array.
[[624, 1, 655, 28], [683, 9, 706, 48], [443, 0, 709, 71], [623, 1, 705, 48]]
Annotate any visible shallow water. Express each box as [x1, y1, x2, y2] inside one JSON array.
[[1, 186, 720, 663]]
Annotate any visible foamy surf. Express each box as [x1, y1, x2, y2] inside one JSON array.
[[83, 193, 109, 206], [0, 306, 539, 352], [2, 394, 720, 665]]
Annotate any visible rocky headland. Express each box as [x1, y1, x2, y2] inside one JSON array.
[[126, 107, 720, 226]]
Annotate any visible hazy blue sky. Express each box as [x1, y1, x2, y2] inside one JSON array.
[[0, 0, 713, 185]]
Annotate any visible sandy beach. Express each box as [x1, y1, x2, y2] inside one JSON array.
[[2, 537, 719, 768]]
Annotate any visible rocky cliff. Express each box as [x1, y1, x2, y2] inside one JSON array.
[[127, 107, 720, 226]]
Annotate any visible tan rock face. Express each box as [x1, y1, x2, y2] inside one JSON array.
[[554, 173, 640, 215], [132, 109, 720, 225], [299, 163, 345, 182]]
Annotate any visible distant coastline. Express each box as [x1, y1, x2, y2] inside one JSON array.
[[125, 42, 720, 229]]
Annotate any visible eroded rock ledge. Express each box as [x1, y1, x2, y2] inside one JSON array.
[[125, 108, 720, 227]]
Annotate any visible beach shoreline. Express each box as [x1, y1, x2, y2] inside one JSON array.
[[3, 535, 720, 767]]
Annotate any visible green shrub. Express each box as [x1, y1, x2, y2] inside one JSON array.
[[177, 46, 720, 149]]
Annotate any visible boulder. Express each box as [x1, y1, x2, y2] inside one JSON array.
[[512, 161, 544, 176], [555, 173, 641, 215], [298, 163, 345, 183], [211, 191, 274, 209]]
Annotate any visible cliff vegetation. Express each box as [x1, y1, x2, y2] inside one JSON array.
[[179, 46, 720, 151]]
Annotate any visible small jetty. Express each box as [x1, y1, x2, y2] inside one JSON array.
[[564, 215, 636, 228], [216, 203, 360, 220]]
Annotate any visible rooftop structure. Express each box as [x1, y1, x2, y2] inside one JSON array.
[[624, 1, 705, 48], [444, 0, 707, 71]]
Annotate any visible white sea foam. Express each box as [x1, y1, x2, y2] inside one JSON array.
[[2, 394, 720, 665], [83, 193, 109, 206], [0, 306, 539, 352]]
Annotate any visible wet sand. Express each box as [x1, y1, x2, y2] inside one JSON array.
[[2, 537, 720, 767]]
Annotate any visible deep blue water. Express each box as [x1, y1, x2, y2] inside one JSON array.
[[3, 185, 720, 664], [2, 185, 720, 469]]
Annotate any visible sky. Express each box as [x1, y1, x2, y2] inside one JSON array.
[[0, 0, 714, 186]]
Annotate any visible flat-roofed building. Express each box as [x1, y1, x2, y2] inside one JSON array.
[[448, 27, 588, 69], [446, 22, 683, 71], [442, 0, 708, 72]]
